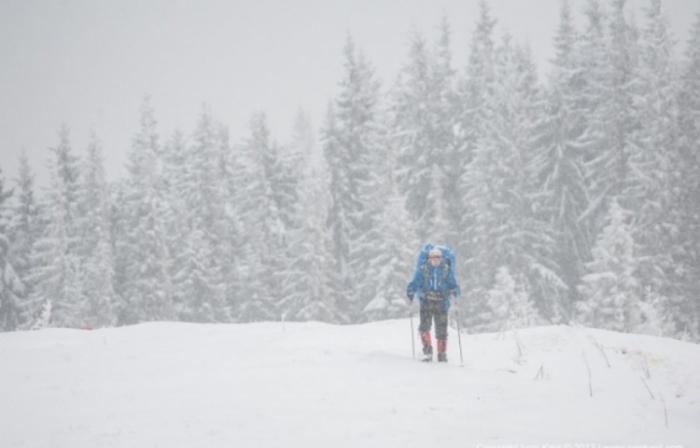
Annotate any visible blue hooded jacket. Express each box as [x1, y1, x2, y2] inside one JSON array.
[[406, 258, 460, 308]]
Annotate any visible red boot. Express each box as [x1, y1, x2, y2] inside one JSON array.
[[437, 339, 447, 362], [420, 332, 433, 361]]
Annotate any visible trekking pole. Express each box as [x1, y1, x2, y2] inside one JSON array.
[[410, 309, 416, 359], [455, 310, 464, 367]]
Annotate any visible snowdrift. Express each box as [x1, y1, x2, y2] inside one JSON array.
[[1, 319, 698, 447]]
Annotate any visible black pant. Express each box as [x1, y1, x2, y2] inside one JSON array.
[[418, 299, 448, 340]]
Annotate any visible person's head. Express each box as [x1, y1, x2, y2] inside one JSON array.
[[428, 248, 442, 266]]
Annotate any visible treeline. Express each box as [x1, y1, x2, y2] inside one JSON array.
[[1, 0, 699, 341]]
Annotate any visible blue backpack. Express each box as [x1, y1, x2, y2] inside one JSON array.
[[413, 243, 457, 281]]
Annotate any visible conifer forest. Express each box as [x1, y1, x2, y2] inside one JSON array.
[[1, 0, 700, 342]]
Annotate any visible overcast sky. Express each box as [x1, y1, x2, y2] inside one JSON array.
[[1, 0, 698, 186]]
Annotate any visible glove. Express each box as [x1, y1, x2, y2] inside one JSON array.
[[406, 289, 415, 302]]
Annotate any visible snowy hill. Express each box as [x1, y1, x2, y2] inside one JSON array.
[[1, 319, 699, 447]]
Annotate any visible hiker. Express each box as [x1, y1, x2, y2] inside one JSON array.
[[406, 246, 461, 362]]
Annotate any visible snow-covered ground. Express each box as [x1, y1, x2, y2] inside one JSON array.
[[1, 317, 699, 447]]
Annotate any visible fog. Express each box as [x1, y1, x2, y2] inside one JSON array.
[[1, 0, 696, 184]]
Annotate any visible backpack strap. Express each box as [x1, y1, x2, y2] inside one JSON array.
[[420, 264, 429, 284], [420, 263, 448, 299]]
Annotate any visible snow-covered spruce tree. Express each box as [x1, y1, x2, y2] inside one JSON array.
[[30, 297, 52, 331], [636, 285, 674, 336], [433, 17, 463, 249], [571, 0, 612, 247], [460, 35, 564, 331], [161, 129, 191, 319], [485, 266, 537, 332], [260, 116, 302, 319], [579, 0, 641, 241], [6, 153, 41, 329], [279, 111, 338, 322], [393, 23, 457, 246], [172, 226, 221, 322], [75, 134, 117, 327], [109, 182, 129, 320], [116, 99, 173, 324], [392, 29, 432, 243], [351, 105, 402, 322], [214, 126, 242, 321], [230, 113, 283, 322], [170, 107, 227, 323], [623, 0, 679, 335], [532, 0, 591, 318], [318, 103, 346, 322], [362, 122, 418, 322], [26, 126, 83, 328], [323, 37, 385, 322], [0, 168, 25, 331], [577, 199, 641, 332], [454, 0, 497, 262], [674, 10, 700, 340]]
